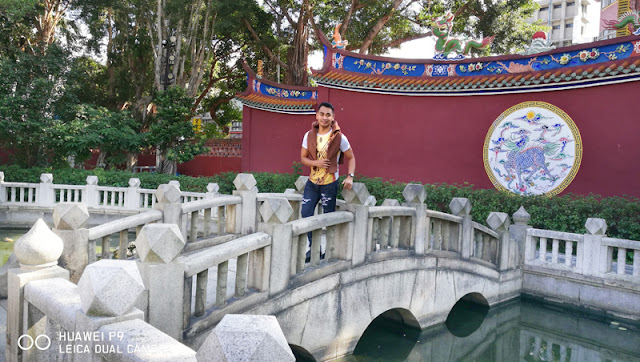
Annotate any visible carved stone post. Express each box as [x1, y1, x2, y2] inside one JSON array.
[[7, 219, 68, 362], [450, 198, 472, 259], [154, 183, 182, 226], [487, 212, 513, 271], [403, 184, 427, 255], [233, 173, 258, 234], [260, 198, 294, 296], [294, 176, 309, 195], [85, 175, 99, 207], [196, 315, 294, 361], [136, 224, 186, 340], [206, 182, 220, 199], [342, 182, 370, 266], [582, 218, 608, 277], [0, 171, 5, 203], [37, 173, 54, 207], [52, 203, 90, 283], [74, 259, 146, 358], [125, 178, 141, 209], [509, 206, 531, 266]]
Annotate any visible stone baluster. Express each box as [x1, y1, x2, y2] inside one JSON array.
[[402, 184, 427, 255], [0, 171, 5, 203], [233, 173, 258, 234], [154, 183, 182, 228], [136, 224, 186, 340], [450, 198, 472, 259], [73, 259, 146, 360], [196, 315, 294, 361], [7, 219, 69, 362], [342, 182, 370, 266], [581, 218, 608, 277], [52, 203, 91, 283], [84, 176, 99, 207], [487, 212, 513, 271], [125, 178, 141, 209], [509, 206, 531, 267], [294, 176, 309, 194], [37, 173, 54, 207], [261, 198, 294, 296], [206, 182, 220, 198]]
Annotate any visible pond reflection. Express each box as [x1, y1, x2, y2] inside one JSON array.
[[340, 297, 640, 362]]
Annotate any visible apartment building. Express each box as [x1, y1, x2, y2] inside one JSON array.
[[530, 0, 601, 47]]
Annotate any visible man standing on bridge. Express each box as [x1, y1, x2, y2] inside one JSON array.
[[300, 102, 356, 262]]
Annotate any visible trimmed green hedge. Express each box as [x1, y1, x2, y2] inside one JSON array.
[[2, 165, 639, 240]]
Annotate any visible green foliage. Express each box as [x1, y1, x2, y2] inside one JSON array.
[[149, 87, 207, 165], [0, 43, 72, 167]]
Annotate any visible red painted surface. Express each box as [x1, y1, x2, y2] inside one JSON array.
[[241, 81, 640, 197], [178, 155, 241, 176]]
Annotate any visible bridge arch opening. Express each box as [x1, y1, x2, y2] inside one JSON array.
[[445, 292, 490, 337], [352, 308, 420, 360], [289, 344, 315, 362]]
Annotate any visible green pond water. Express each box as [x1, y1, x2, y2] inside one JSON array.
[[323, 297, 640, 362]]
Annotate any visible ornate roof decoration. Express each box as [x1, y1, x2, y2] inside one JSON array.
[[313, 31, 640, 96], [235, 60, 317, 114], [236, 33, 640, 110]]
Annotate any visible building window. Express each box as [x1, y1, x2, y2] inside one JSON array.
[[552, 25, 560, 30], [567, 2, 575, 6], [565, 23, 574, 28], [582, 5, 587, 14], [540, 6, 548, 12], [553, 4, 562, 9]]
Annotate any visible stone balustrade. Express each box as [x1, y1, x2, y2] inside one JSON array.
[[4, 171, 640, 360]]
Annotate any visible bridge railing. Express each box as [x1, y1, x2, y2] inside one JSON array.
[[426, 210, 463, 254], [525, 228, 583, 272], [368, 205, 416, 253], [472, 222, 499, 266], [525, 218, 640, 282]]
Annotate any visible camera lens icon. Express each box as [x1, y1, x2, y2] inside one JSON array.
[[18, 334, 51, 351]]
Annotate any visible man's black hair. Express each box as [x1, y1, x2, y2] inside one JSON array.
[[317, 102, 334, 112]]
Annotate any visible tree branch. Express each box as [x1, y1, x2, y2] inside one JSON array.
[[241, 18, 288, 69], [358, 0, 404, 53]]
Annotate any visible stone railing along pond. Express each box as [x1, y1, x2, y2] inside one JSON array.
[[2, 173, 639, 361]]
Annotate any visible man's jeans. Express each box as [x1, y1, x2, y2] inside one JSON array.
[[301, 179, 339, 247]]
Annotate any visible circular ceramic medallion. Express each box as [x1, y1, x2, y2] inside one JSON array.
[[483, 101, 582, 196]]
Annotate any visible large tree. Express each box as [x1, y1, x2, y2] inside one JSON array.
[[250, 0, 542, 85]]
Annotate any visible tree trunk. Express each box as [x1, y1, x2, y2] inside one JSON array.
[[285, 0, 310, 86], [96, 151, 107, 168], [359, 0, 404, 54]]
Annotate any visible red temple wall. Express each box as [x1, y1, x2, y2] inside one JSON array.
[[242, 81, 640, 197]]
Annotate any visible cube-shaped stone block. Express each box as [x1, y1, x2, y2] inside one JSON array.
[[156, 184, 182, 204], [364, 195, 377, 206], [128, 178, 141, 188], [585, 218, 607, 235], [294, 176, 309, 193], [233, 173, 257, 191], [512, 206, 531, 225], [40, 173, 53, 184], [260, 198, 293, 224], [207, 183, 220, 193], [341, 183, 370, 205], [14, 219, 64, 267], [136, 224, 185, 263], [196, 315, 294, 362], [403, 184, 426, 204], [86, 175, 98, 185], [284, 188, 296, 195], [449, 198, 471, 216], [53, 203, 90, 230], [168, 180, 181, 187], [487, 212, 510, 232], [381, 199, 400, 206], [77, 259, 145, 317]]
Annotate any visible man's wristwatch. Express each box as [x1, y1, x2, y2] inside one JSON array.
[[348, 173, 355, 178]]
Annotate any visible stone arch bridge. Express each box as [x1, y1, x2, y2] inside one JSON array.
[[1, 173, 639, 361]]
